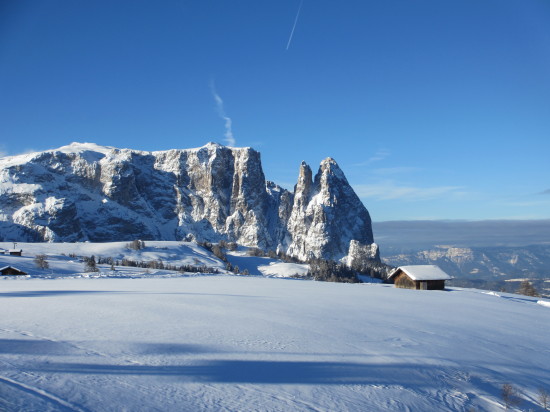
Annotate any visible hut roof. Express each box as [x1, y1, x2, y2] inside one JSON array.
[[388, 265, 452, 281], [0, 265, 28, 275]]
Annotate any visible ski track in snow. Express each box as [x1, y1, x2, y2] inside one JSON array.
[[0, 373, 87, 412]]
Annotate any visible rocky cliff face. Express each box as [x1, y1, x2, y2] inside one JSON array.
[[0, 142, 379, 262]]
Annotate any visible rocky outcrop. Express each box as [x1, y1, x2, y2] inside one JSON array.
[[0, 142, 379, 262], [286, 158, 377, 261]]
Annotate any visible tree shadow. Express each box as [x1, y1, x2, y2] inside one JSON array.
[[135, 342, 221, 355], [0, 289, 266, 299], [33, 360, 437, 386], [0, 339, 79, 356], [498, 295, 538, 304], [0, 290, 115, 298], [27, 359, 544, 409]]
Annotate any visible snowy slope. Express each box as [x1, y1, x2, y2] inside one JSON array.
[[224, 249, 309, 278], [0, 276, 548, 411], [0, 241, 227, 278], [0, 241, 311, 279]]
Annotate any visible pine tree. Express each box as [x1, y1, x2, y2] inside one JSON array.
[[84, 256, 99, 272], [517, 280, 539, 297]]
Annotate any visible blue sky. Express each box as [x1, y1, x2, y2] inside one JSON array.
[[1, 0, 549, 221]]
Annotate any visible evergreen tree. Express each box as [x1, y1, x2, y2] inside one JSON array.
[[517, 280, 539, 297], [84, 256, 99, 272]]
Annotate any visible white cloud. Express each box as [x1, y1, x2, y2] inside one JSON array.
[[354, 181, 465, 201], [373, 166, 420, 176], [353, 149, 390, 166], [505, 199, 550, 207], [210, 82, 236, 147]]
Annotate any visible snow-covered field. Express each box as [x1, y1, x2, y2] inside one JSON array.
[[0, 242, 549, 411], [0, 274, 549, 411]]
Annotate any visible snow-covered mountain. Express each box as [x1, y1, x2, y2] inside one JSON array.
[[0, 142, 378, 262]]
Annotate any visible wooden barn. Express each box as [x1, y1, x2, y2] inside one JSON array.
[[0, 266, 28, 276], [387, 265, 451, 290], [8, 249, 23, 256]]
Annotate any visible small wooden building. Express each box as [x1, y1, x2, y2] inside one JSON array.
[[0, 266, 28, 276], [387, 265, 451, 290], [8, 249, 23, 256]]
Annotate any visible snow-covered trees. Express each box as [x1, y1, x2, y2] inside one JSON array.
[[308, 258, 359, 283], [126, 239, 146, 250]]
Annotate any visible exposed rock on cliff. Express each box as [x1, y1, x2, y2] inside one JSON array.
[[0, 142, 379, 262]]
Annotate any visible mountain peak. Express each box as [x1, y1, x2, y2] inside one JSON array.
[[57, 142, 116, 154], [315, 156, 347, 186], [0, 142, 378, 262], [204, 141, 223, 148]]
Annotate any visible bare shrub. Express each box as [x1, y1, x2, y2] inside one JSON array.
[[34, 254, 49, 270], [501, 383, 522, 410], [539, 387, 549, 410]]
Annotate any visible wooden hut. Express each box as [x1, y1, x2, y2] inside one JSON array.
[[8, 249, 22, 256], [387, 265, 451, 290], [0, 266, 28, 276]]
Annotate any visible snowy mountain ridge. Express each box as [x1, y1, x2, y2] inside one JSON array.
[[0, 142, 378, 262]]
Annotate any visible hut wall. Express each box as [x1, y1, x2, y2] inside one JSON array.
[[394, 272, 416, 289], [0, 268, 27, 276], [426, 280, 446, 290]]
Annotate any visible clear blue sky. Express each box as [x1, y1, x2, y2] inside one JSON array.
[[1, 0, 549, 221]]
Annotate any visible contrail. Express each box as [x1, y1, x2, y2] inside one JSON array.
[[210, 82, 236, 146], [286, 0, 303, 50]]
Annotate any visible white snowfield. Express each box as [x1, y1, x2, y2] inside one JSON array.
[[0, 275, 549, 412], [0, 242, 549, 411]]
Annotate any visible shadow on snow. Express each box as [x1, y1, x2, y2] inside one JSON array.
[[32, 360, 456, 385]]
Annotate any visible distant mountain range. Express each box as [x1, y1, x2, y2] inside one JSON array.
[[374, 219, 550, 251], [375, 220, 550, 295], [0, 142, 378, 263]]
